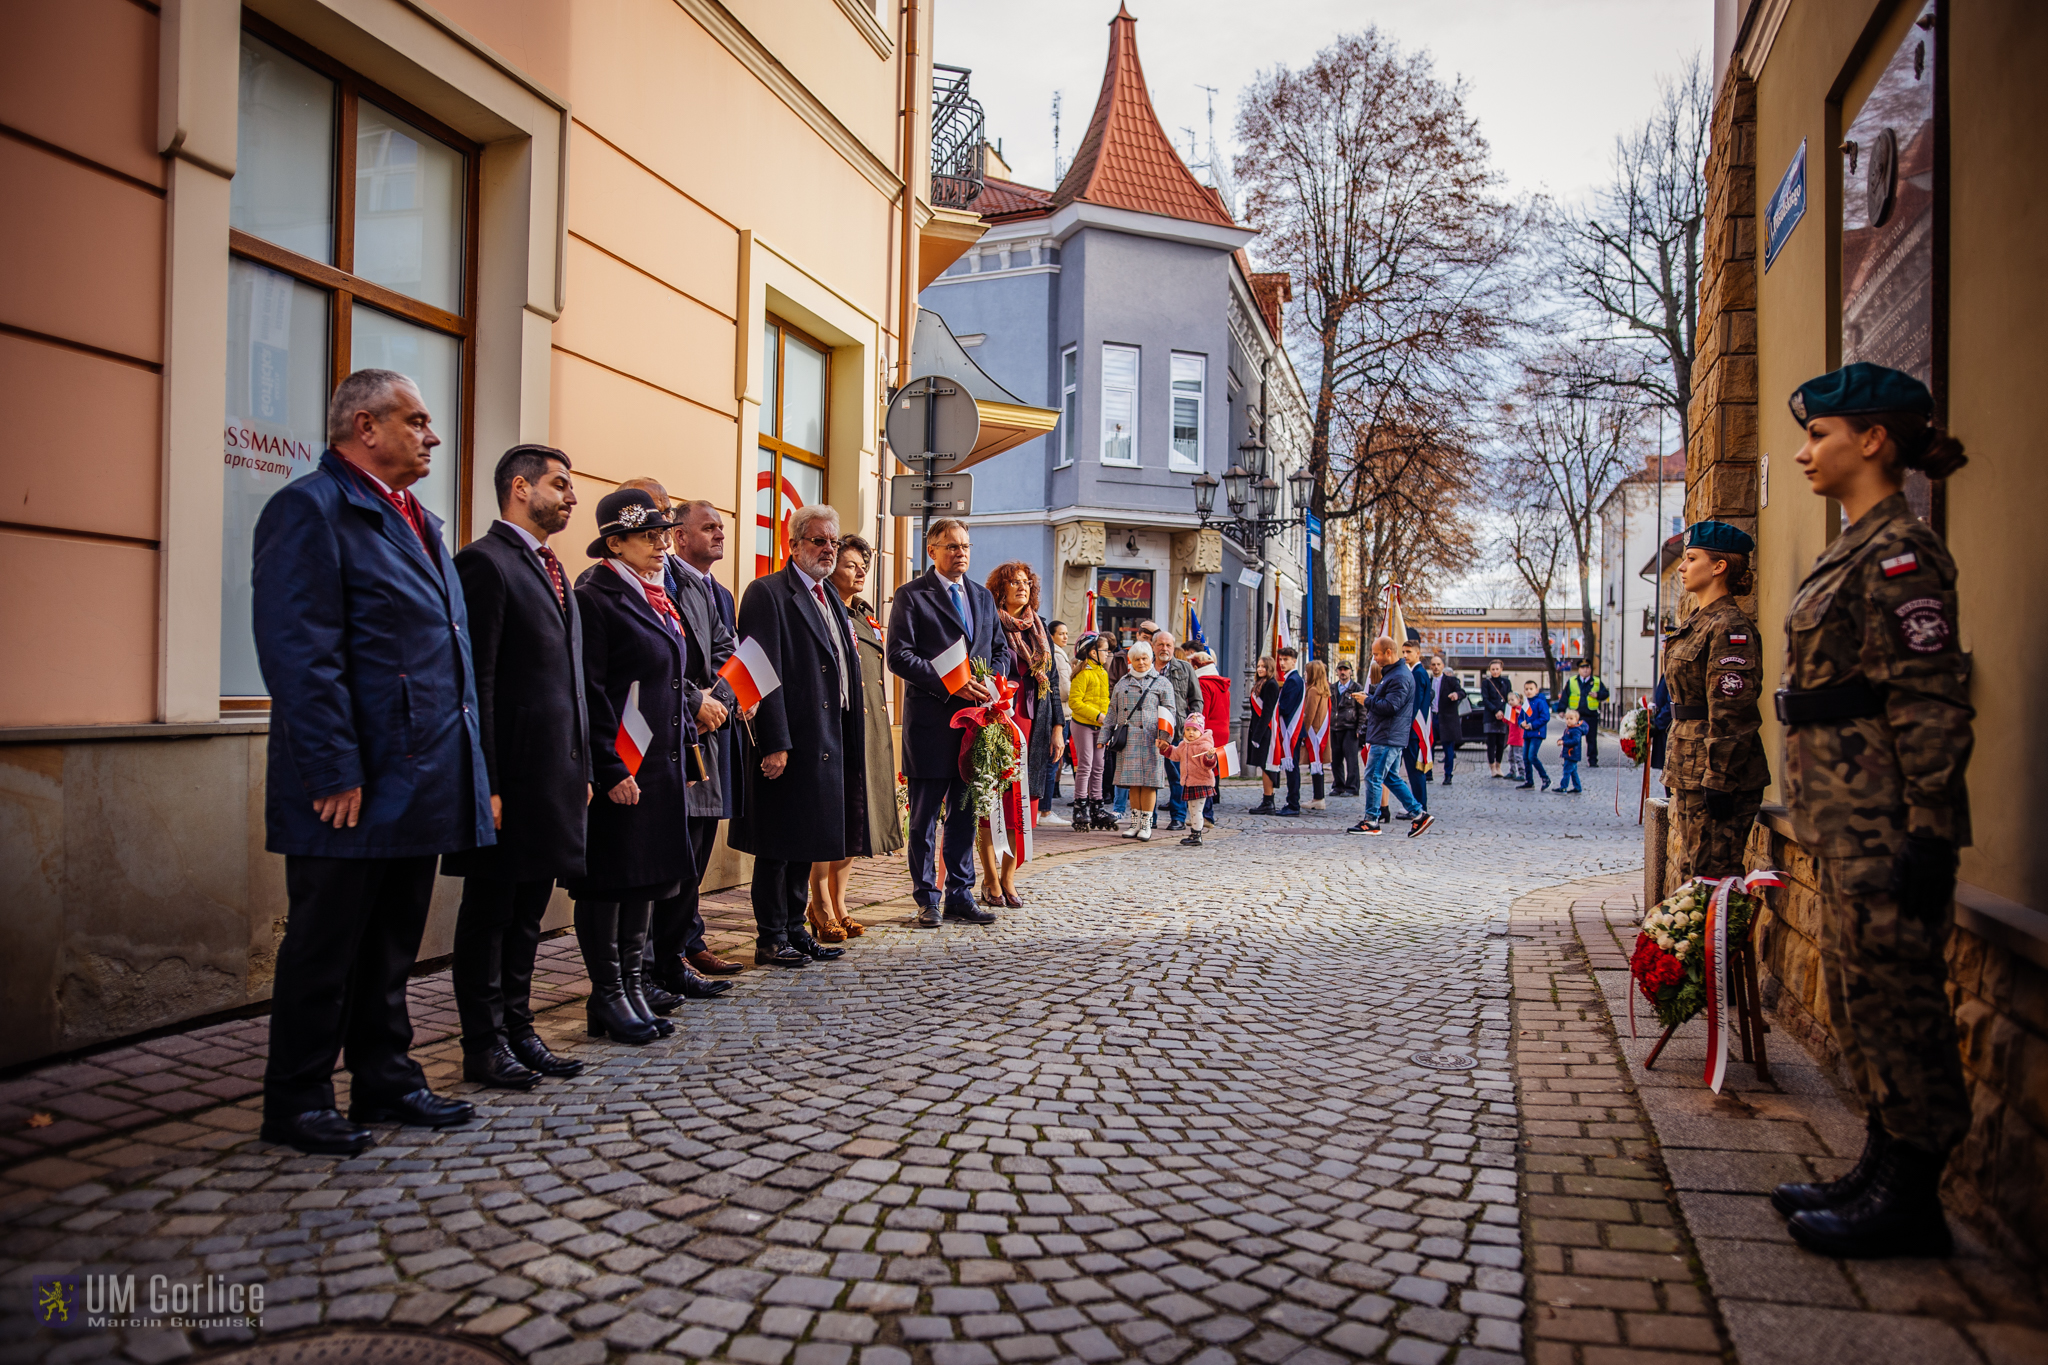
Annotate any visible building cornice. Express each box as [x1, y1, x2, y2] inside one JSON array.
[[831, 0, 893, 57], [1046, 200, 1255, 252], [1738, 0, 1792, 78]]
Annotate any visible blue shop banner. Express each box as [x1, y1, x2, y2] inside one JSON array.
[[1764, 138, 1807, 272]]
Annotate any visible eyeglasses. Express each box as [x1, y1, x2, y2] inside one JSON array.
[[798, 535, 840, 550], [932, 540, 971, 552]]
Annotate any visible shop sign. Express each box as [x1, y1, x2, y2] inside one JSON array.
[[1097, 571, 1152, 609], [1416, 624, 1586, 658], [1764, 138, 1808, 272]]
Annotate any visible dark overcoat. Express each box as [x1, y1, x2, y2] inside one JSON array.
[[665, 557, 738, 820], [441, 522, 589, 881], [570, 563, 697, 897], [253, 449, 492, 858], [885, 568, 1011, 779], [726, 565, 866, 862]]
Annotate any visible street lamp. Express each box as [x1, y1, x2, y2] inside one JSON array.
[[1255, 475, 1281, 522], [1191, 470, 1220, 517], [1222, 463, 1252, 514], [1287, 465, 1315, 514]]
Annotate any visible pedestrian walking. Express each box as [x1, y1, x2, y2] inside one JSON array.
[[1515, 681, 1551, 790], [1662, 521, 1768, 882], [1764, 363, 1973, 1260], [1107, 640, 1174, 840], [1482, 659, 1514, 778], [886, 519, 1009, 926], [727, 504, 863, 964], [805, 534, 905, 941], [571, 488, 702, 1045], [1399, 637, 1431, 814], [1169, 713, 1220, 846], [444, 445, 589, 1091], [1346, 637, 1433, 837], [252, 369, 488, 1155]]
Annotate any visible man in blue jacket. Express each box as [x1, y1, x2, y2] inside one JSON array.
[[1347, 637, 1435, 837], [252, 369, 493, 1156]]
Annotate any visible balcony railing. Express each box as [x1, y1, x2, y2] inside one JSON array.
[[931, 63, 985, 209]]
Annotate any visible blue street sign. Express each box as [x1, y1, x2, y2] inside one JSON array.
[[1304, 511, 1323, 551], [1764, 139, 1807, 272]]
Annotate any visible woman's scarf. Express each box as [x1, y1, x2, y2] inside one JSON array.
[[999, 606, 1051, 698]]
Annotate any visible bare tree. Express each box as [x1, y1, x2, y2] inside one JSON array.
[[1501, 498, 1572, 694], [1237, 29, 1530, 651], [1501, 347, 1645, 674], [1335, 416, 1480, 663], [1558, 55, 1711, 449]]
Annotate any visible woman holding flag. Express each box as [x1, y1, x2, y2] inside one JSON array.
[[569, 489, 697, 1045]]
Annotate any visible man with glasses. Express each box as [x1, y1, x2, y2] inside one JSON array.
[[887, 518, 1009, 927], [726, 505, 866, 967]]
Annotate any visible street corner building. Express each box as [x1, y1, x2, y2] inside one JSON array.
[[0, 0, 1032, 1069], [1667, 0, 2048, 1268]]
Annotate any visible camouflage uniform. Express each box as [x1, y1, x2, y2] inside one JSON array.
[[1781, 491, 1973, 1155], [1664, 595, 1768, 881]]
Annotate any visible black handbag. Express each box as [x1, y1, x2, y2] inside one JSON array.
[[1103, 677, 1163, 754]]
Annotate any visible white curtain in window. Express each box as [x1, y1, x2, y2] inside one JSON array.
[[1101, 344, 1138, 464], [1170, 353, 1204, 471]]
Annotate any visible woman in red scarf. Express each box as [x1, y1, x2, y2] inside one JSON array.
[[977, 561, 1052, 906]]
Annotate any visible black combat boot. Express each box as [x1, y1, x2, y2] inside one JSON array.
[[1773, 1114, 1888, 1215], [1787, 1141, 1952, 1259]]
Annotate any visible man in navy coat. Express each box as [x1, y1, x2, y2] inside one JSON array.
[[886, 518, 1010, 927], [252, 369, 492, 1156]]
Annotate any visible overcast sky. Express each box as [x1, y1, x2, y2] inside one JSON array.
[[936, 0, 1711, 212]]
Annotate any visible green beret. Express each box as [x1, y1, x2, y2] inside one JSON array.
[[1686, 520, 1754, 555], [1788, 362, 1932, 423]]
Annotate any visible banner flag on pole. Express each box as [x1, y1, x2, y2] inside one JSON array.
[[616, 681, 653, 775], [1185, 596, 1206, 648], [717, 636, 781, 711]]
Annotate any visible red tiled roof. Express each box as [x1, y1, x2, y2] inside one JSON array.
[[975, 176, 1056, 223], [1049, 5, 1238, 229]]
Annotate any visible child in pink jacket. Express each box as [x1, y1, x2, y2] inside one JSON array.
[[1169, 713, 1221, 847]]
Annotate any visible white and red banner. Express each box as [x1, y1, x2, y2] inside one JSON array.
[[1701, 869, 1788, 1093], [1216, 739, 1241, 779], [1305, 712, 1330, 773], [932, 636, 974, 695], [717, 635, 780, 711], [616, 680, 653, 775]]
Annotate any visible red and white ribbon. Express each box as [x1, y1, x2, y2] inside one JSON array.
[[1699, 869, 1786, 1093]]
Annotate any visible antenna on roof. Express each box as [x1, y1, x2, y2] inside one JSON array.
[[1196, 83, 1236, 218], [1051, 90, 1065, 184]]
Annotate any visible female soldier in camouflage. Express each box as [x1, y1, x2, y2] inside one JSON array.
[[1662, 520, 1768, 881], [1767, 363, 1972, 1260]]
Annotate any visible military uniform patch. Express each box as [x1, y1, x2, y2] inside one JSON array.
[[1717, 672, 1745, 696], [1719, 655, 1749, 665], [1728, 633, 1750, 644], [1881, 551, 1920, 578], [1893, 598, 1951, 654]]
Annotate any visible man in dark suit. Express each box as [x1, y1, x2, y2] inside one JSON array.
[[887, 518, 1011, 927], [727, 504, 864, 967], [1428, 655, 1468, 787], [1400, 634, 1433, 816], [252, 369, 489, 1156], [442, 446, 590, 1090]]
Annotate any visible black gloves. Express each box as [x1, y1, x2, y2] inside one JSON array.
[[1705, 789, 1737, 820], [1892, 834, 1959, 923]]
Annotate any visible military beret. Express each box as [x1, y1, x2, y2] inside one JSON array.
[[1788, 362, 1932, 423], [1686, 520, 1755, 555]]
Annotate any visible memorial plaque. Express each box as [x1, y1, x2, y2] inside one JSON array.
[[1841, 0, 1938, 522]]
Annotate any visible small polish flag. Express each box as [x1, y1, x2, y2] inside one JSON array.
[[933, 636, 975, 695], [616, 680, 654, 775], [1155, 707, 1176, 735], [1216, 740, 1241, 778], [718, 636, 781, 711]]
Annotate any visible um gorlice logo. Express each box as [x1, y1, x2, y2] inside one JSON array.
[[30, 1273, 264, 1330]]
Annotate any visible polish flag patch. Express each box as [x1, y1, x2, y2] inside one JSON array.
[[932, 636, 975, 695], [1727, 633, 1750, 644], [718, 636, 781, 711], [1881, 551, 1920, 578], [616, 680, 654, 775]]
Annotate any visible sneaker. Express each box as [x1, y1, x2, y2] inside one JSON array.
[[1408, 813, 1435, 838], [1276, 806, 1301, 817], [1346, 821, 1382, 834], [1515, 782, 1534, 790]]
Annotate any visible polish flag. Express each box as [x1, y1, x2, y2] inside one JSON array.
[[1155, 706, 1176, 736], [933, 636, 974, 695], [616, 680, 653, 775], [718, 636, 781, 711], [1216, 740, 1241, 779]]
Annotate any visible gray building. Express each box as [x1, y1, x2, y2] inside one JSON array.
[[921, 8, 1309, 717]]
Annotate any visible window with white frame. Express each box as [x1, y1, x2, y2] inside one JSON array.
[[1100, 343, 1138, 465], [1057, 346, 1077, 468], [1169, 352, 1205, 471]]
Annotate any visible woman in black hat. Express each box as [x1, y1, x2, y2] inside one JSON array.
[[1767, 363, 1973, 1260], [1661, 518, 1769, 885], [568, 488, 697, 1045]]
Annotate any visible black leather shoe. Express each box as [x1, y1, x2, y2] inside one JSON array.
[[1247, 799, 1276, 814], [943, 904, 997, 924], [261, 1109, 372, 1156], [462, 1044, 539, 1091], [756, 942, 811, 967], [1275, 806, 1301, 817], [789, 933, 845, 962], [642, 981, 683, 1015], [509, 1035, 584, 1078], [678, 966, 734, 998], [914, 905, 943, 928], [349, 1089, 476, 1128], [1166, 818, 1187, 830]]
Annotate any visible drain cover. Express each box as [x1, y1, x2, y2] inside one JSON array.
[[200, 1331, 511, 1364], [1411, 1051, 1478, 1071]]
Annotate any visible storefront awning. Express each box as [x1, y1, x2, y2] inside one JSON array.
[[905, 308, 1060, 471]]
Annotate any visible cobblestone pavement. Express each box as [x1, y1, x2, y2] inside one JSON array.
[[1, 752, 1650, 1365]]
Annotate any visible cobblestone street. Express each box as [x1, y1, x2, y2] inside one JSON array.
[[2, 761, 1652, 1365]]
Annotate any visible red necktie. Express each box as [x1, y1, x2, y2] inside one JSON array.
[[536, 545, 566, 606]]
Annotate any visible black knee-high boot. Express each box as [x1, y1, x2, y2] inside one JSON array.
[[616, 901, 673, 1037], [577, 901, 658, 1044]]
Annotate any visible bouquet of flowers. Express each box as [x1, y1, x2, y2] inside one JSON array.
[[1619, 700, 1652, 766], [953, 659, 1020, 821], [1629, 880, 1762, 1030]]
